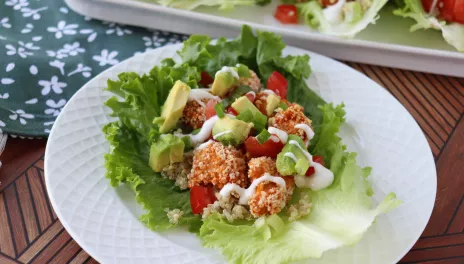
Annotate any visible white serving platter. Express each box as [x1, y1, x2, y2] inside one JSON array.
[[65, 0, 464, 77]]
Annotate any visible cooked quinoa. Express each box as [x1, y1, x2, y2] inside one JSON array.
[[165, 208, 184, 225], [202, 194, 252, 222], [287, 194, 312, 221], [188, 142, 248, 189], [161, 152, 193, 190]]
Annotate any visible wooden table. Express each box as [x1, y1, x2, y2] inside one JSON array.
[[0, 63, 463, 264]]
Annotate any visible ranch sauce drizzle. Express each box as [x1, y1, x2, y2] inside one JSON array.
[[220, 173, 286, 205]]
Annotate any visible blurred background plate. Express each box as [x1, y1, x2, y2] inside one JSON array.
[[65, 0, 464, 77]]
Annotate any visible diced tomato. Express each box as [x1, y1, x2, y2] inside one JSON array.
[[274, 5, 298, 24], [227, 106, 238, 116], [305, 156, 325, 177], [453, 0, 464, 23], [421, 0, 434, 12], [267, 71, 288, 99], [205, 99, 218, 120], [440, 0, 456, 21], [244, 136, 284, 158], [199, 71, 214, 87], [321, 0, 338, 8], [246, 92, 256, 103], [190, 185, 217, 214]]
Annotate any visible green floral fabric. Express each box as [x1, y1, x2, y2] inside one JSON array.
[[0, 0, 187, 137]]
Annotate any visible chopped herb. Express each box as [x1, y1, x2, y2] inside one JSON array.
[[236, 110, 254, 123], [236, 64, 251, 78], [214, 103, 225, 118], [256, 129, 271, 144], [221, 85, 253, 107], [192, 128, 201, 135], [278, 101, 288, 110]]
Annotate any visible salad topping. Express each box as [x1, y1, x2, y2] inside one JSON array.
[[102, 26, 400, 264]]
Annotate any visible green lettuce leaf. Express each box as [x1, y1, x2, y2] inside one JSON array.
[[103, 122, 202, 231], [393, 0, 464, 51], [105, 62, 200, 141], [299, 0, 389, 37], [199, 103, 401, 264], [179, 25, 324, 125]]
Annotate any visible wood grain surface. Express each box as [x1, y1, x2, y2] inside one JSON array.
[[0, 63, 463, 264]]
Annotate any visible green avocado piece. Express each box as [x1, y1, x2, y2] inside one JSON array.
[[149, 134, 185, 172], [210, 69, 238, 97], [232, 96, 268, 131], [212, 116, 253, 146], [265, 94, 281, 116], [276, 135, 310, 176], [156, 80, 191, 133]]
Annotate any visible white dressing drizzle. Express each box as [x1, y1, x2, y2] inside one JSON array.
[[176, 115, 219, 144], [294, 164, 334, 191], [246, 91, 256, 100], [295, 123, 314, 146], [284, 152, 298, 163], [219, 173, 286, 205], [288, 140, 334, 190], [268, 127, 288, 144], [429, 0, 439, 14], [213, 130, 232, 139], [269, 135, 280, 143], [188, 89, 220, 107], [195, 139, 214, 151], [216, 66, 239, 80], [262, 89, 276, 95], [323, 0, 347, 23]]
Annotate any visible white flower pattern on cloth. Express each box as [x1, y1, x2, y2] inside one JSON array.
[[44, 99, 66, 116], [47, 21, 79, 39], [0, 0, 188, 136], [93, 49, 119, 66], [0, 17, 12, 28], [5, 40, 39, 58], [5, 0, 29, 10], [46, 42, 85, 59], [0, 120, 5, 134], [39, 76, 67, 95], [105, 22, 133, 36], [9, 109, 34, 125]]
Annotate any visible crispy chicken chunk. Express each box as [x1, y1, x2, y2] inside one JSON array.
[[188, 142, 248, 189], [253, 92, 269, 116], [247, 157, 295, 217], [238, 70, 261, 92], [181, 99, 209, 129], [269, 104, 313, 142]]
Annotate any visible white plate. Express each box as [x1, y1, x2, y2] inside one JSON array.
[[65, 0, 464, 77], [45, 44, 437, 264]]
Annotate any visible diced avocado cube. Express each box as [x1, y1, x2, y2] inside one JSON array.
[[212, 116, 253, 146], [265, 94, 281, 116], [211, 69, 238, 97], [157, 80, 191, 133], [149, 134, 185, 172], [276, 135, 310, 176], [232, 96, 268, 132]]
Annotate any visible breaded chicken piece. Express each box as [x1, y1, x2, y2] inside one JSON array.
[[247, 157, 295, 217], [269, 104, 313, 142], [188, 142, 248, 189], [182, 98, 216, 129], [238, 70, 261, 92], [253, 92, 269, 116]]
